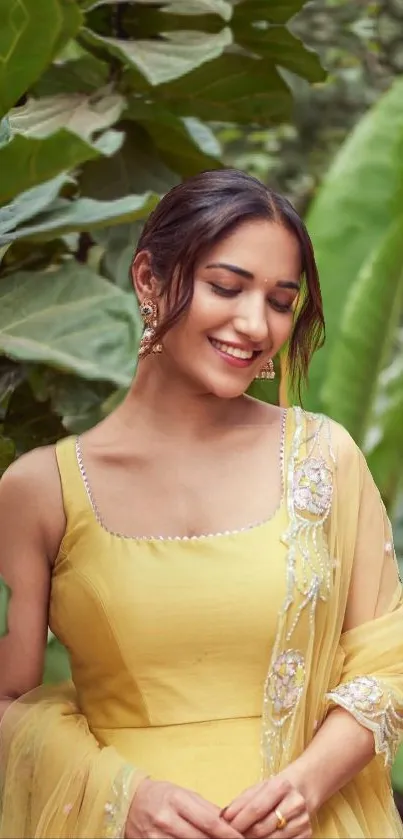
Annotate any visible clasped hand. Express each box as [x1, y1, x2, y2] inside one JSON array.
[[126, 775, 312, 838]]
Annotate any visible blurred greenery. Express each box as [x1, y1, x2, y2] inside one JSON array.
[[1, 0, 403, 803]]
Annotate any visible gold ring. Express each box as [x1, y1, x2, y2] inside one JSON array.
[[275, 807, 287, 830]]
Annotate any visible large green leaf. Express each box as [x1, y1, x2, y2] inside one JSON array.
[[156, 54, 291, 124], [0, 128, 123, 205], [303, 77, 403, 411], [0, 263, 140, 386], [0, 191, 159, 244], [321, 218, 403, 443], [0, 0, 83, 118], [81, 25, 232, 85]]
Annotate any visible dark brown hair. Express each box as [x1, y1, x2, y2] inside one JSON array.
[[134, 169, 324, 396]]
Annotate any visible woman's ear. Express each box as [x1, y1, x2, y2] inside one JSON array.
[[131, 250, 159, 302]]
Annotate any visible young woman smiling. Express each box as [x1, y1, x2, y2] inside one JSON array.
[[0, 169, 402, 839]]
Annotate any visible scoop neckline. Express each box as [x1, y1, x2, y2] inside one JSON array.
[[75, 407, 289, 544]]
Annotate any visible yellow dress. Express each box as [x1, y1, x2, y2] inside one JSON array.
[[1, 407, 403, 838]]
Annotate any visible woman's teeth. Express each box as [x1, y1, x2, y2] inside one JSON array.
[[210, 339, 254, 360]]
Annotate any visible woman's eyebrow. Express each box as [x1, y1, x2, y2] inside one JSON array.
[[205, 262, 254, 279], [205, 263, 300, 291]]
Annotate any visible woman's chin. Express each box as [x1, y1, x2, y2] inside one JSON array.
[[202, 371, 254, 400]]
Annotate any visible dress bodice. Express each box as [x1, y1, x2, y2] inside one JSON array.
[[49, 436, 291, 803], [50, 435, 288, 733]]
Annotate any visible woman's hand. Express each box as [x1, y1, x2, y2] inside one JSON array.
[[125, 777, 245, 839], [222, 777, 312, 839]]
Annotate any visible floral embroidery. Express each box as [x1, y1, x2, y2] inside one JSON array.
[[326, 676, 403, 765], [294, 458, 333, 517], [261, 408, 335, 777], [268, 650, 305, 718]]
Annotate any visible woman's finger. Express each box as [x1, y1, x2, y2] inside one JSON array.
[[228, 779, 292, 834], [223, 783, 266, 822], [247, 791, 311, 839], [162, 813, 212, 838], [177, 795, 244, 839]]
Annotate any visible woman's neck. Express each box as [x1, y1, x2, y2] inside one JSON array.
[[113, 362, 249, 442]]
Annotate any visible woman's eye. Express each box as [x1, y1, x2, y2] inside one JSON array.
[[270, 299, 293, 313], [210, 283, 240, 297]]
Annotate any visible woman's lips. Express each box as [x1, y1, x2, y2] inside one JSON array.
[[208, 338, 260, 368]]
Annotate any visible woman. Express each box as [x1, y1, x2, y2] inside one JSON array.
[[0, 169, 402, 839]]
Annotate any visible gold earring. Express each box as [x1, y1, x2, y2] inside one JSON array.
[[255, 358, 275, 380], [138, 298, 162, 359]]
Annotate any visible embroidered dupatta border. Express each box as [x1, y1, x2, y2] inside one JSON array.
[[260, 407, 335, 777]]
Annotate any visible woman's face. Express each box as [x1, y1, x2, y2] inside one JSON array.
[[149, 219, 302, 399]]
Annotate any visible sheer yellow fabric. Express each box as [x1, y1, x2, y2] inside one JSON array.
[[0, 684, 145, 838], [0, 408, 402, 839]]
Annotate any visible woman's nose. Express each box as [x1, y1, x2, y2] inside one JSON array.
[[234, 299, 269, 344]]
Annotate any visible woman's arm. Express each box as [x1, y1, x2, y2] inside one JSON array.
[[280, 706, 375, 814], [0, 450, 143, 838]]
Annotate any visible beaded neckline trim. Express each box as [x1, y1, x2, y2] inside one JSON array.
[[74, 409, 288, 543]]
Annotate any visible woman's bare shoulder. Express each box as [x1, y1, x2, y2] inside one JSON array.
[[1, 443, 66, 561]]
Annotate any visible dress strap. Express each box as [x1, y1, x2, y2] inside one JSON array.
[[55, 435, 93, 529]]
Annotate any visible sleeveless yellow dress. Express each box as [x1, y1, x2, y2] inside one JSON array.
[[1, 407, 403, 839], [50, 431, 289, 808]]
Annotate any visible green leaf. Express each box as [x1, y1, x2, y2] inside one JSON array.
[[0, 0, 83, 118], [34, 52, 109, 97], [81, 0, 231, 13], [125, 100, 221, 176], [0, 263, 140, 386], [0, 128, 123, 205], [28, 368, 114, 434], [0, 174, 72, 237], [9, 89, 126, 141], [0, 191, 159, 244], [3, 379, 66, 454], [81, 25, 232, 85], [366, 347, 403, 504], [0, 576, 12, 637], [303, 77, 403, 412], [161, 1, 233, 19], [234, 26, 325, 83], [232, 0, 306, 25], [0, 117, 11, 148], [81, 121, 179, 199], [91, 222, 142, 291], [321, 218, 403, 443], [156, 54, 291, 124]]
